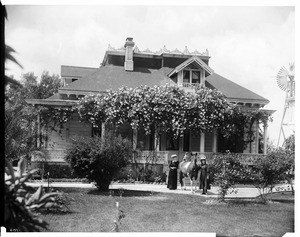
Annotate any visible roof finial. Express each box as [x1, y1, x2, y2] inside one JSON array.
[[183, 46, 190, 55]]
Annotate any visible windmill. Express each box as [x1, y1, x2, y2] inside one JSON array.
[[277, 62, 295, 147]]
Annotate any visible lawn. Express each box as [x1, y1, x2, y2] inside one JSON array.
[[38, 187, 294, 236]]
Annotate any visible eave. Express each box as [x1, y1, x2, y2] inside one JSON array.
[[227, 98, 270, 107], [25, 99, 78, 107]]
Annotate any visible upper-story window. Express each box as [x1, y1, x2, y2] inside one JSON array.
[[192, 71, 200, 84], [183, 70, 190, 83], [183, 70, 201, 84]]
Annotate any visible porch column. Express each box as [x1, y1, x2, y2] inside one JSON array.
[[263, 120, 268, 155], [200, 132, 205, 153], [154, 128, 160, 152], [101, 122, 106, 139], [178, 70, 183, 87], [212, 130, 217, 153], [200, 69, 205, 86], [37, 112, 41, 148], [132, 128, 137, 150], [255, 120, 259, 154]]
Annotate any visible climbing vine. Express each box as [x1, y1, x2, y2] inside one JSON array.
[[77, 85, 272, 141], [38, 106, 76, 132]]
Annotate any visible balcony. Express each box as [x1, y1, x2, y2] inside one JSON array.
[[182, 83, 200, 88]]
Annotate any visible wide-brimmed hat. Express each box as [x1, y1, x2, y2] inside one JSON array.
[[199, 155, 206, 160], [171, 154, 177, 158]]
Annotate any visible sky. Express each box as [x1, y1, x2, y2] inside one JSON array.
[[4, 3, 295, 145]]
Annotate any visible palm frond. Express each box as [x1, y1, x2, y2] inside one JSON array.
[[5, 45, 23, 69], [5, 75, 23, 87]]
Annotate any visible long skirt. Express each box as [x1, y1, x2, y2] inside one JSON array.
[[167, 169, 178, 190], [199, 173, 211, 194]]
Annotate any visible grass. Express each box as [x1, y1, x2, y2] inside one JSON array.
[[38, 187, 294, 236]]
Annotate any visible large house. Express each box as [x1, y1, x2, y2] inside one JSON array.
[[27, 37, 273, 173]]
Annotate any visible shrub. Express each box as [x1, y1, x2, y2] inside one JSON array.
[[5, 158, 59, 231], [43, 163, 75, 179], [30, 162, 75, 179], [210, 152, 247, 201], [65, 134, 132, 191], [248, 148, 294, 201]]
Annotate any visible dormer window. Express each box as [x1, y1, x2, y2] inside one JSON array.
[[183, 70, 190, 83], [192, 71, 200, 84], [183, 69, 201, 85]]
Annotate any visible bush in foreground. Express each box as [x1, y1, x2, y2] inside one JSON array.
[[65, 134, 132, 191]]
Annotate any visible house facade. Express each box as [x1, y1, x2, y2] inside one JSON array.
[[27, 37, 273, 172]]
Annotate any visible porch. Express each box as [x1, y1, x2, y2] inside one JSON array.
[[134, 150, 264, 172], [32, 148, 264, 173]]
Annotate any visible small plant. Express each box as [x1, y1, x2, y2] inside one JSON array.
[[38, 191, 74, 214], [118, 188, 124, 197], [5, 158, 59, 231], [109, 190, 114, 197]]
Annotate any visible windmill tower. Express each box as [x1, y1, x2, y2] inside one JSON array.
[[277, 62, 295, 147]]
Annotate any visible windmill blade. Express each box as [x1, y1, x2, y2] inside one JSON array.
[[276, 66, 289, 91]]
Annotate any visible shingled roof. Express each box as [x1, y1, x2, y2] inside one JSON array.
[[61, 65, 98, 78], [59, 65, 175, 93], [206, 73, 269, 104]]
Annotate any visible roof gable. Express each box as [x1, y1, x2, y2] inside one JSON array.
[[168, 56, 214, 77]]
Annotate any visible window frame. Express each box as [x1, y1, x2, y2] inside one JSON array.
[[182, 69, 202, 84]]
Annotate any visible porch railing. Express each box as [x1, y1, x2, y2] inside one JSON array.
[[31, 149, 265, 166], [135, 151, 265, 165], [182, 83, 200, 88], [135, 151, 167, 164], [31, 149, 66, 163]]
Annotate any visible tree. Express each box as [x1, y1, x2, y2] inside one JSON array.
[[283, 134, 295, 194], [284, 134, 295, 152], [5, 71, 63, 163]]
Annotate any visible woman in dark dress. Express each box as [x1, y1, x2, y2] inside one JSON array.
[[199, 155, 210, 194], [167, 154, 179, 190]]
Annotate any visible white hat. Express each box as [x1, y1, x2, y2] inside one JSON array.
[[200, 155, 206, 160], [171, 154, 177, 158]]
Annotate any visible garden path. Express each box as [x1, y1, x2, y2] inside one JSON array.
[[26, 182, 293, 199]]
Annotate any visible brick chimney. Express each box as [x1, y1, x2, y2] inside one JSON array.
[[124, 37, 135, 71]]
